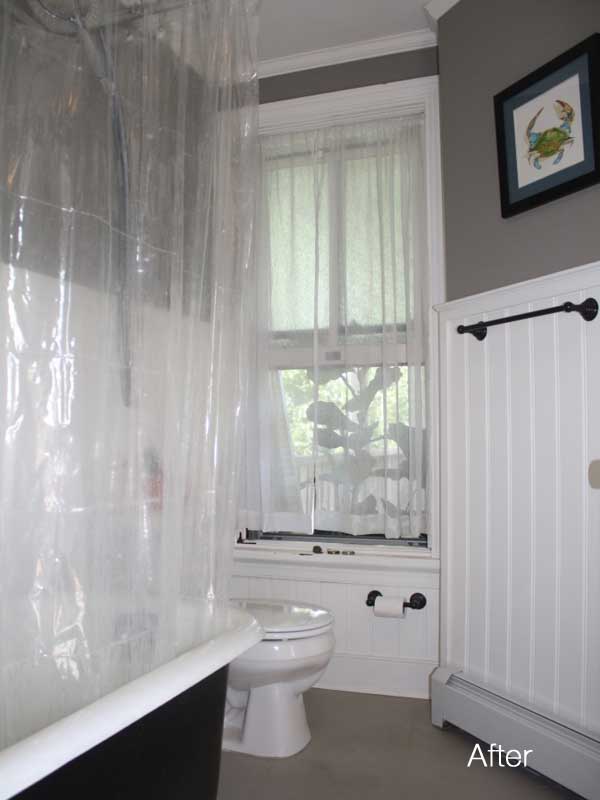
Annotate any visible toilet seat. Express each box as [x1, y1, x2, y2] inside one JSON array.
[[231, 598, 334, 640]]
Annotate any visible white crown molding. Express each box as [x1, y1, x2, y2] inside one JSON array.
[[424, 0, 462, 31], [258, 28, 437, 79]]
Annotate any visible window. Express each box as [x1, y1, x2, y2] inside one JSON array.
[[241, 80, 443, 547]]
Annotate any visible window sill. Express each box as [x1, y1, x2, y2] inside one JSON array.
[[233, 540, 440, 576]]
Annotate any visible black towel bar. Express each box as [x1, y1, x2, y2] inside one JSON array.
[[457, 297, 598, 341]]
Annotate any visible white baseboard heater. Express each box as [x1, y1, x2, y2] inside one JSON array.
[[431, 668, 600, 799]]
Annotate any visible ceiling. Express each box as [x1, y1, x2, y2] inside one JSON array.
[[258, 0, 433, 63]]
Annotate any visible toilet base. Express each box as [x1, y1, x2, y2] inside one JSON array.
[[223, 682, 311, 758]]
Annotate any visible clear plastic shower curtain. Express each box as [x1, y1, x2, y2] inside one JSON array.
[[0, 0, 257, 749]]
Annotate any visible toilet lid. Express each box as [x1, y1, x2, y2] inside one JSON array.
[[231, 599, 334, 640]]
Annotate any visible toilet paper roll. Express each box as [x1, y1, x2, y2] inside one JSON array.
[[373, 596, 405, 618]]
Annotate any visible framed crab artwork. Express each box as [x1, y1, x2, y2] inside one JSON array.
[[494, 34, 600, 218]]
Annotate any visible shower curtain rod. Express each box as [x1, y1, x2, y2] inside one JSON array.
[[457, 297, 598, 341]]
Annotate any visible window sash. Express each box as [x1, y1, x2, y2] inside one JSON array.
[[265, 139, 408, 347], [268, 342, 408, 370]]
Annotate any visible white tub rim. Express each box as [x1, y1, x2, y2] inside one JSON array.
[[0, 603, 262, 800]]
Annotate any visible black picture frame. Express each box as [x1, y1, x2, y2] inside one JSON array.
[[494, 34, 600, 218]]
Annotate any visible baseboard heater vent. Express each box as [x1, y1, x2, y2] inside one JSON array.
[[431, 667, 600, 799]]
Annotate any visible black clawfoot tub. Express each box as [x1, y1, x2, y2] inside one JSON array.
[[0, 604, 262, 800]]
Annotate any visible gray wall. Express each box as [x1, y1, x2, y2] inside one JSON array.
[[439, 0, 600, 300], [259, 48, 438, 103]]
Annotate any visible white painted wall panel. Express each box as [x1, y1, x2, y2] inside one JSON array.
[[442, 322, 467, 670], [465, 329, 487, 681], [507, 311, 533, 698], [584, 285, 600, 732], [486, 323, 509, 690], [555, 293, 585, 725], [438, 262, 600, 740], [531, 310, 557, 715], [230, 552, 440, 697]]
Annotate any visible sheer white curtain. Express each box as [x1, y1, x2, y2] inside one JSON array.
[[242, 115, 428, 539]]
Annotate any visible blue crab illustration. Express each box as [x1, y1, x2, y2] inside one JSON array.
[[526, 99, 575, 170]]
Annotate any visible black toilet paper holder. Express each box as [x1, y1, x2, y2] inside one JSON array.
[[365, 590, 427, 610]]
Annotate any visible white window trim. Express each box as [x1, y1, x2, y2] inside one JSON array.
[[258, 77, 445, 558]]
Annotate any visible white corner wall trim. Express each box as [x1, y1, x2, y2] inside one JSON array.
[[431, 669, 600, 799], [258, 29, 437, 79]]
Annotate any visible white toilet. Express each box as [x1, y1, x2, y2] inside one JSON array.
[[223, 599, 335, 758]]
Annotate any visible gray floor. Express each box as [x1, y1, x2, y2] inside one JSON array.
[[218, 689, 580, 800]]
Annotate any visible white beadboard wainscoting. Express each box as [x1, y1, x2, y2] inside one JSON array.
[[230, 546, 440, 698], [432, 260, 600, 799]]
